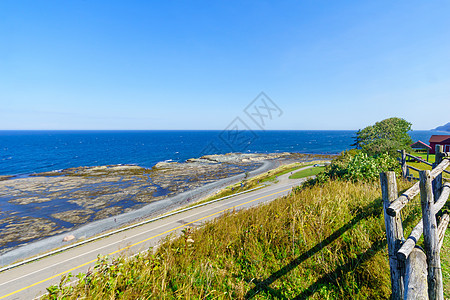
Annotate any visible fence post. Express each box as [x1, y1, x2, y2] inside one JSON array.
[[380, 172, 404, 299], [401, 150, 408, 179], [404, 247, 428, 300], [420, 170, 443, 300], [432, 145, 443, 200]]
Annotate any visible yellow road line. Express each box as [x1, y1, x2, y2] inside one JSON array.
[[0, 188, 290, 299]]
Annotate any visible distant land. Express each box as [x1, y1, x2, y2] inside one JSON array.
[[434, 122, 450, 132]]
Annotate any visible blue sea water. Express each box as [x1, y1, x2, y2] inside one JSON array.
[[0, 130, 443, 176]]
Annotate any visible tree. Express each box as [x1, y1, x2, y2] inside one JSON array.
[[353, 117, 413, 156], [351, 129, 363, 149]]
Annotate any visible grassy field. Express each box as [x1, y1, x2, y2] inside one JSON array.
[[412, 152, 435, 163], [289, 166, 325, 179], [44, 178, 423, 299], [179, 162, 324, 210], [405, 152, 450, 180], [258, 162, 317, 183]]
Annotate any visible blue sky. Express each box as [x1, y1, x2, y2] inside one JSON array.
[[1, 1, 449, 130]]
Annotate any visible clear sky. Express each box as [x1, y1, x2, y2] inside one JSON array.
[[1, 1, 449, 130]]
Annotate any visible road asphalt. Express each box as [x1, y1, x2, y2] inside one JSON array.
[[0, 166, 312, 300]]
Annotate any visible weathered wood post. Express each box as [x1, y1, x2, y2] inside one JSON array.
[[404, 247, 428, 300], [420, 170, 443, 300], [401, 150, 408, 179], [432, 145, 444, 200], [380, 172, 404, 299]]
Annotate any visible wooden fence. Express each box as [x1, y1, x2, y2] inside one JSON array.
[[381, 145, 450, 299], [398, 149, 450, 180]]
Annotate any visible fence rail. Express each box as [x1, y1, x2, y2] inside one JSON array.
[[398, 149, 450, 179], [381, 145, 450, 300]]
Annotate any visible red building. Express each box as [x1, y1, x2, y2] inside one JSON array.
[[410, 140, 432, 152], [429, 135, 450, 153]]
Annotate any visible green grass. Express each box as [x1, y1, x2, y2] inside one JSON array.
[[404, 152, 450, 180], [181, 162, 324, 210], [406, 161, 450, 180], [289, 166, 325, 179], [441, 227, 450, 299], [411, 152, 435, 163], [259, 163, 316, 183], [44, 178, 423, 299]]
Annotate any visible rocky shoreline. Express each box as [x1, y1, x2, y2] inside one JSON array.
[[0, 152, 332, 258]]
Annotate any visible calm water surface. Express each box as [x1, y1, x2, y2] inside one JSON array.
[[0, 130, 443, 176]]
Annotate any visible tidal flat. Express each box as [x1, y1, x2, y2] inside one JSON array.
[[0, 152, 331, 254]]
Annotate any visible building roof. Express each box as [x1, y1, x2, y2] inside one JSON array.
[[410, 140, 432, 149], [429, 135, 450, 143]]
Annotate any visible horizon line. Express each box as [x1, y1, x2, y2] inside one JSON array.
[[0, 128, 437, 132]]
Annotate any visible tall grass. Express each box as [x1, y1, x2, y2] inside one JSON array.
[[45, 179, 419, 299], [177, 162, 323, 211]]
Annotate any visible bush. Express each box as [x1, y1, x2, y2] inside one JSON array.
[[301, 150, 399, 188]]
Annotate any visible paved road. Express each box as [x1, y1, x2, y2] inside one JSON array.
[[0, 169, 311, 300]]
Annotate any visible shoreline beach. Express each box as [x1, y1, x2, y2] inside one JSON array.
[[0, 152, 333, 265]]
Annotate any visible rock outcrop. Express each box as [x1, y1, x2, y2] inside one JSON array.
[[0, 152, 331, 253]]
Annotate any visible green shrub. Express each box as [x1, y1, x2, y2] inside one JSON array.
[[329, 152, 398, 182], [302, 150, 399, 188]]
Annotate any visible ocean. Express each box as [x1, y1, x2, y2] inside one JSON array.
[[0, 129, 444, 255], [0, 130, 442, 176]]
